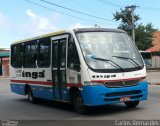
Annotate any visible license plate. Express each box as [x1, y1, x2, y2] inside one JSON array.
[[120, 96, 130, 102]]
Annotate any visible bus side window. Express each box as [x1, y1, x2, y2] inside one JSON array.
[[67, 35, 80, 71], [23, 41, 38, 68], [11, 44, 23, 68], [38, 38, 51, 67]]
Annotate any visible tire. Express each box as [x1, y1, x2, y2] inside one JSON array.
[[73, 92, 88, 114], [125, 101, 140, 108], [27, 87, 36, 103]]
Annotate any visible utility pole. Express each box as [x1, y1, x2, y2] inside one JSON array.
[[125, 5, 138, 42]]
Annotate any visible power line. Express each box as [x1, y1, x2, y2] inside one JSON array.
[[39, 0, 118, 22], [25, 0, 115, 25], [97, 0, 123, 8], [70, 0, 94, 12], [139, 6, 160, 11], [98, 0, 160, 11], [97, 0, 132, 26]]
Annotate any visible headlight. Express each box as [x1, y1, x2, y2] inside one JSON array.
[[139, 77, 147, 83]]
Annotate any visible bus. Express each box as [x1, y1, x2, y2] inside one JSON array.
[[10, 28, 148, 114], [140, 51, 152, 68]]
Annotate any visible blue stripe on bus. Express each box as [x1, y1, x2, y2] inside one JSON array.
[[54, 87, 69, 101], [10, 83, 54, 100], [10, 83, 69, 101], [31, 85, 54, 100], [11, 84, 26, 95], [81, 81, 148, 106], [11, 81, 148, 106]]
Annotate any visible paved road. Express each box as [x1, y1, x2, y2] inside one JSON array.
[[147, 70, 160, 85], [0, 74, 160, 121]]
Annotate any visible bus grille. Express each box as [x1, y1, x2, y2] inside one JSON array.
[[104, 90, 143, 102], [103, 80, 140, 88], [105, 90, 142, 97]]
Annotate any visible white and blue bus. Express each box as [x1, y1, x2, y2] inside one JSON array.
[[10, 28, 148, 114]]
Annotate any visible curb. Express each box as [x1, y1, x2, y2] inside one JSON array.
[[147, 70, 160, 73], [148, 82, 160, 85]]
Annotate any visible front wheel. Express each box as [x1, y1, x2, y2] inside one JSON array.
[[125, 101, 140, 108], [73, 92, 88, 114]]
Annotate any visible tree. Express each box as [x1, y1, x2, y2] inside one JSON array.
[[135, 23, 157, 50], [113, 7, 140, 36], [113, 6, 157, 50]]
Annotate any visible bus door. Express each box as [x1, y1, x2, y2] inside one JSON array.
[[52, 35, 68, 101]]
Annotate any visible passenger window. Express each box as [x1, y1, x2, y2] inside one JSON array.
[[67, 35, 80, 71], [11, 44, 23, 68], [60, 39, 66, 68], [23, 41, 38, 68], [38, 38, 51, 67], [52, 41, 58, 68]]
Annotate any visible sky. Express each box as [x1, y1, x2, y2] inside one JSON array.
[[0, 0, 160, 48]]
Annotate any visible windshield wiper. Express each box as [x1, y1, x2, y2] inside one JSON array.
[[112, 56, 141, 68], [91, 57, 125, 72]]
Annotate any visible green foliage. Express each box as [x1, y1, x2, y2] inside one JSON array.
[[113, 6, 157, 50], [113, 7, 140, 36], [135, 23, 157, 50]]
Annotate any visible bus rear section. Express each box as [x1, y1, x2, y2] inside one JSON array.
[[10, 28, 148, 114]]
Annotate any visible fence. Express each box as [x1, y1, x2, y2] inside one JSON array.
[[147, 56, 160, 69]]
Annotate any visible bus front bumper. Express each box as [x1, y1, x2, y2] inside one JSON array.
[[81, 81, 148, 106]]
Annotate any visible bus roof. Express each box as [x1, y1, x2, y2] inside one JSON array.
[[11, 28, 126, 45], [74, 27, 125, 33], [11, 30, 66, 45]]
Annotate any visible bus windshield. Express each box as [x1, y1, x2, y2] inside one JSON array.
[[76, 32, 144, 72]]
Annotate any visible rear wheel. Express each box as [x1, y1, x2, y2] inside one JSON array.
[[125, 101, 140, 108], [27, 87, 36, 103], [73, 92, 88, 114]]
